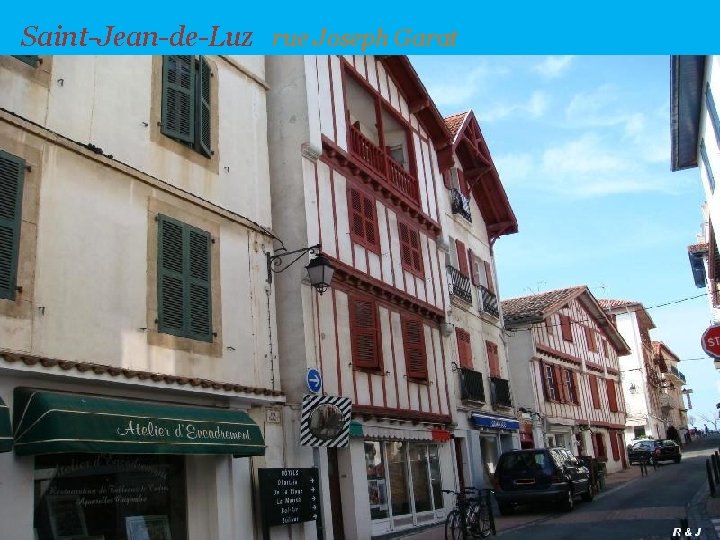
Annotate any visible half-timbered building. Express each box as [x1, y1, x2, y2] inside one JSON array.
[[266, 56, 455, 539], [439, 111, 519, 490], [502, 286, 630, 474]]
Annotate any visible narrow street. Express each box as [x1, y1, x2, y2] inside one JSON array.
[[495, 437, 717, 540]]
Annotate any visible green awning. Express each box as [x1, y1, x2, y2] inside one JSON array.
[[13, 387, 265, 457], [0, 397, 12, 452]]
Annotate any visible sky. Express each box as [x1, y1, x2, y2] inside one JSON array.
[[411, 55, 720, 427]]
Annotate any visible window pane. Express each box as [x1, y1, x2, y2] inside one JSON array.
[[409, 444, 432, 513], [428, 445, 443, 510], [364, 442, 389, 520], [387, 442, 411, 516]]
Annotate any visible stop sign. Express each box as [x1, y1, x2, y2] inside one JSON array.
[[701, 325, 720, 357]]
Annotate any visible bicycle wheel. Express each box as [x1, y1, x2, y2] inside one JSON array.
[[477, 501, 492, 538], [444, 510, 466, 540]]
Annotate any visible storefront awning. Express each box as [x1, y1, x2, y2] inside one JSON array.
[[470, 413, 519, 431], [13, 387, 265, 457], [0, 397, 12, 452]]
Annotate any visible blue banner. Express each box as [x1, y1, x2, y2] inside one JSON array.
[[1, 0, 718, 54], [471, 413, 520, 431]]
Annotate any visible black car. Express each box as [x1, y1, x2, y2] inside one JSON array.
[[628, 439, 681, 465], [493, 448, 593, 515]]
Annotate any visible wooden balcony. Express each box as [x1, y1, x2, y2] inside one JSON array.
[[447, 265, 472, 304], [347, 123, 419, 204], [478, 285, 499, 319]]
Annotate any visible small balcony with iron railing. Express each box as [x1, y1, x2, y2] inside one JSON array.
[[459, 368, 485, 402], [347, 123, 419, 205], [490, 377, 513, 408], [447, 265, 473, 304], [478, 285, 499, 319], [669, 366, 686, 384], [450, 188, 472, 222]]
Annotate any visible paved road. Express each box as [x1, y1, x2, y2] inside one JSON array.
[[497, 437, 719, 540]]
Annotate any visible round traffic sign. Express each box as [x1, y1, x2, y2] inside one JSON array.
[[306, 368, 322, 394], [701, 325, 720, 358]]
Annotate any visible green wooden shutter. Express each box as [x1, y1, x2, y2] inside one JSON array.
[[157, 215, 186, 335], [0, 150, 25, 300], [197, 57, 212, 157], [187, 226, 212, 341], [13, 56, 39, 67], [161, 56, 195, 143]]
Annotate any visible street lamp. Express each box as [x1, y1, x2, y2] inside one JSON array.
[[266, 243, 335, 295]]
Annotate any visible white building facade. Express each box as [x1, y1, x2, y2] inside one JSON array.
[[0, 54, 286, 540], [502, 287, 630, 475], [266, 55, 457, 539], [439, 111, 520, 491]]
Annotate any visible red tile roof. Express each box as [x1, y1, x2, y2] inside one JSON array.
[[0, 352, 285, 397], [598, 299, 636, 309], [501, 286, 586, 322], [444, 111, 469, 139], [598, 298, 655, 330]]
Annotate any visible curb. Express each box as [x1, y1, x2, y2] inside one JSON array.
[[688, 481, 717, 540]]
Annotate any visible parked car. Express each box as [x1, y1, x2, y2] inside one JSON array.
[[493, 448, 593, 515], [628, 439, 681, 465]]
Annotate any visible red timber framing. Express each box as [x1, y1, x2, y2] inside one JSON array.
[[445, 110, 517, 245]]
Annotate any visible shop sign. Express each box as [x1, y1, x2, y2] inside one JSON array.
[[259, 468, 320, 527], [470, 413, 520, 431], [431, 429, 452, 442], [300, 394, 351, 447]]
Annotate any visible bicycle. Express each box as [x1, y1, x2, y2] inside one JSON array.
[[443, 487, 495, 539]]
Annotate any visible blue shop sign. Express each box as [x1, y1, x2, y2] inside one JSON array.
[[470, 413, 519, 431]]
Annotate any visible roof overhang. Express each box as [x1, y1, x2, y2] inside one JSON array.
[[671, 55, 706, 171]]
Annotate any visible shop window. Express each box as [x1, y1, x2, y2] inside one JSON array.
[[157, 214, 213, 342], [33, 453, 187, 540], [365, 441, 389, 520], [387, 442, 411, 517], [161, 55, 212, 158]]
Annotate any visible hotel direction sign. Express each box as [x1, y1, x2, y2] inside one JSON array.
[[259, 468, 320, 528]]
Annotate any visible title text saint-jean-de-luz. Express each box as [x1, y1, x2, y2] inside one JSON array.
[[20, 25, 458, 50]]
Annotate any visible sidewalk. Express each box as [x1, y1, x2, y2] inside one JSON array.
[[398, 466, 643, 540]]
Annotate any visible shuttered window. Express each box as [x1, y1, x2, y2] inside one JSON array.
[[483, 261, 495, 293], [541, 362, 559, 402], [13, 55, 39, 67], [402, 316, 427, 380], [560, 314, 573, 342], [584, 326, 596, 352], [589, 375, 600, 409], [456, 328, 472, 369], [455, 239, 469, 276], [609, 431, 620, 461], [469, 250, 480, 286], [398, 220, 423, 276], [348, 186, 379, 252], [161, 55, 212, 157], [606, 379, 619, 412], [0, 150, 25, 301], [486, 341, 500, 377], [157, 214, 213, 342], [563, 369, 578, 404], [349, 296, 380, 369]]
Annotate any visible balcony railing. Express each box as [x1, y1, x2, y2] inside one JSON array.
[[460, 368, 485, 402], [490, 377, 512, 408], [447, 265, 473, 304], [478, 285, 499, 319], [670, 366, 687, 383], [450, 188, 472, 222], [348, 123, 386, 176], [348, 123, 419, 204]]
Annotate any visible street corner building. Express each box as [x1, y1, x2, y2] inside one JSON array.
[[0, 54, 287, 540], [501, 286, 631, 474]]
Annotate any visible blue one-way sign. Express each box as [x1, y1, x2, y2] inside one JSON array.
[[306, 368, 322, 394]]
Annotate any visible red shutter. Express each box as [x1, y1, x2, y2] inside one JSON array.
[[409, 227, 423, 275], [456, 328, 472, 369], [348, 186, 378, 251], [560, 315, 572, 342], [486, 341, 500, 377], [399, 222, 424, 276], [483, 261, 495, 293], [398, 221, 412, 268], [539, 362, 551, 401], [349, 297, 379, 369], [456, 240, 469, 276], [590, 375, 600, 409], [468, 249, 480, 286], [554, 365, 566, 402], [584, 327, 596, 352], [609, 431, 620, 460], [458, 168, 469, 196], [403, 317, 428, 380], [572, 371, 580, 404], [606, 379, 619, 412], [363, 196, 377, 247]]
